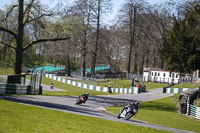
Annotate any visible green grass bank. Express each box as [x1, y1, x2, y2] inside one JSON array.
[[0, 99, 171, 133], [107, 95, 200, 133]]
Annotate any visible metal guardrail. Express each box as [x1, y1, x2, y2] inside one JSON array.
[[173, 87, 200, 120], [0, 69, 43, 95], [0, 84, 30, 95]]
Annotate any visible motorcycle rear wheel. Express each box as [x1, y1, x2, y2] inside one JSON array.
[[125, 112, 133, 120]]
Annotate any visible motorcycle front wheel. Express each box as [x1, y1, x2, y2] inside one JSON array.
[[75, 99, 82, 105], [117, 113, 121, 119]]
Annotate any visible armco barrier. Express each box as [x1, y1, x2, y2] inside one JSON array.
[[44, 74, 144, 94], [165, 87, 200, 120], [163, 87, 190, 94], [187, 104, 200, 120], [0, 84, 30, 95]]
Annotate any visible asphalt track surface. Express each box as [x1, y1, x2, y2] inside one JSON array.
[[0, 75, 195, 133]]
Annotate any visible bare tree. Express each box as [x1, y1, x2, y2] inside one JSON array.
[[116, 0, 147, 76], [67, 0, 95, 77], [90, 0, 112, 76], [0, 0, 70, 74]]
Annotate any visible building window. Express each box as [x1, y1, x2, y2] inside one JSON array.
[[163, 73, 166, 77], [172, 73, 175, 78], [152, 72, 153, 76], [155, 72, 157, 76], [169, 73, 171, 77], [176, 74, 179, 78], [158, 73, 160, 76]]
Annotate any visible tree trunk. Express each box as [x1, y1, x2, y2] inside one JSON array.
[[160, 55, 165, 69], [37, 44, 42, 66], [140, 53, 145, 74], [91, 0, 101, 76], [67, 55, 71, 77], [134, 51, 138, 74], [82, 25, 88, 77], [127, 5, 137, 76], [82, 53, 86, 77], [91, 55, 95, 76], [15, 0, 24, 74]]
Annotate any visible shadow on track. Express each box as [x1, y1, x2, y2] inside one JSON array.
[[88, 96, 140, 106], [2, 96, 103, 117]]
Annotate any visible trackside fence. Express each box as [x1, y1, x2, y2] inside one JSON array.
[[163, 87, 190, 94], [163, 87, 200, 120], [44, 74, 146, 94], [187, 104, 200, 120]]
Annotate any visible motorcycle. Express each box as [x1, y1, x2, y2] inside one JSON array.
[[108, 87, 112, 93], [50, 83, 53, 89], [75, 93, 89, 105], [117, 101, 139, 120]]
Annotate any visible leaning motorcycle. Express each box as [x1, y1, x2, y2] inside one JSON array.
[[75, 93, 89, 105], [117, 102, 138, 120]]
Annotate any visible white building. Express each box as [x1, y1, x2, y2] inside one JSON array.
[[143, 69, 200, 84], [143, 70, 180, 84]]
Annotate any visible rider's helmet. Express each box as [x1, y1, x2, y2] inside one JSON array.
[[131, 101, 139, 106], [131, 102, 135, 105], [134, 101, 139, 106]]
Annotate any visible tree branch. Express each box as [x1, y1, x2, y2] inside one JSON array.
[[27, 13, 53, 23], [0, 26, 17, 38], [0, 5, 18, 21], [23, 37, 70, 51], [23, 0, 34, 25], [0, 41, 16, 50]]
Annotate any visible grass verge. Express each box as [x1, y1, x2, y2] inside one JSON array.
[[194, 98, 200, 107], [40, 77, 112, 96], [144, 82, 169, 90], [98, 79, 132, 88], [0, 67, 14, 75], [97, 79, 169, 90], [171, 83, 200, 88], [0, 99, 171, 133], [106, 95, 200, 133]]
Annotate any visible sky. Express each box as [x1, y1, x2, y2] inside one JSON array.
[[0, 0, 167, 25]]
